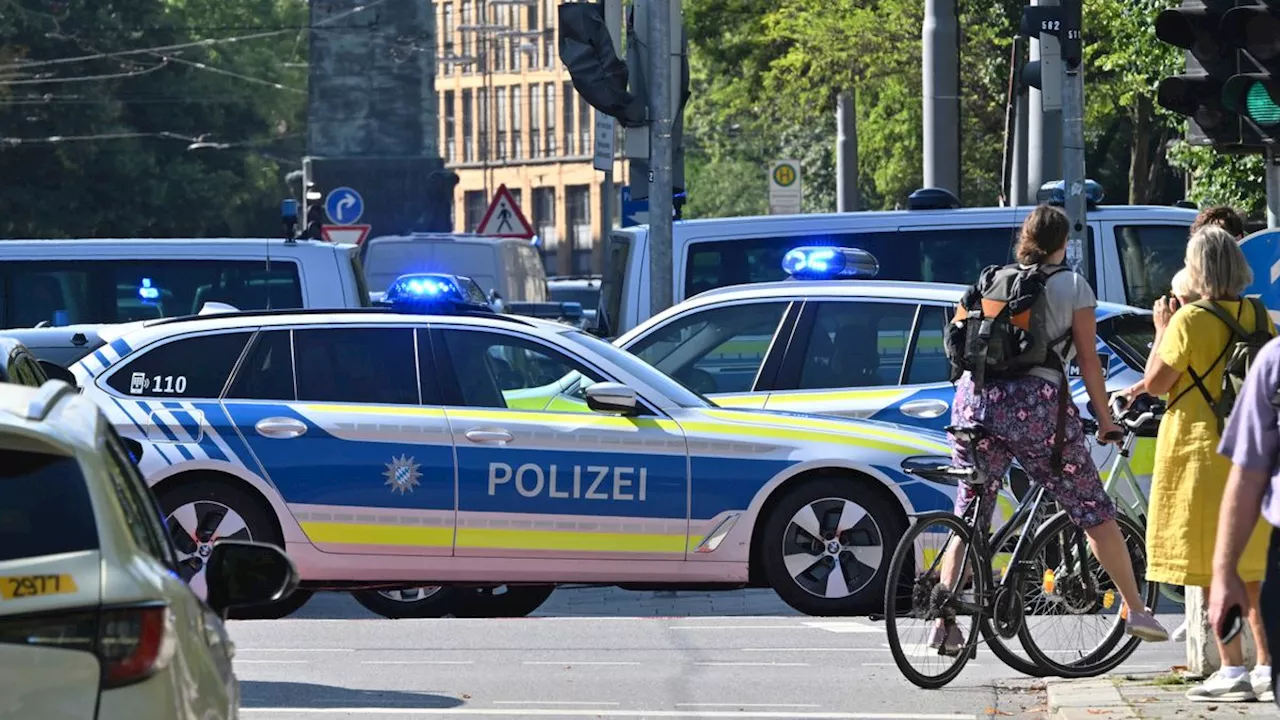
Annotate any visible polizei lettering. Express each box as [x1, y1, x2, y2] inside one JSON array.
[[488, 463, 648, 501]]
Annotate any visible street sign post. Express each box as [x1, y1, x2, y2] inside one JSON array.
[[476, 184, 535, 239], [320, 225, 371, 245], [594, 110, 616, 173], [768, 160, 803, 214], [324, 187, 365, 225]]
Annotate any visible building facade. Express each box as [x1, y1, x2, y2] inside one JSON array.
[[436, 0, 625, 276]]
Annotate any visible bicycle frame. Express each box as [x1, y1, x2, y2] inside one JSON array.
[[1101, 430, 1148, 526]]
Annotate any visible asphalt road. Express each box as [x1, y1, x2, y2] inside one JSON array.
[[230, 591, 1189, 720]]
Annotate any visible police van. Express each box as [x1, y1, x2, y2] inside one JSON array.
[[598, 181, 1197, 335], [64, 272, 1012, 620], [0, 236, 371, 331]]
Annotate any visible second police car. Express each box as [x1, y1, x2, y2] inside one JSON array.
[[613, 246, 1158, 496], [64, 273, 989, 618]]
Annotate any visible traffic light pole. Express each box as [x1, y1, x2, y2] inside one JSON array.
[[1268, 148, 1280, 228], [1059, 0, 1087, 262], [648, 0, 677, 316]]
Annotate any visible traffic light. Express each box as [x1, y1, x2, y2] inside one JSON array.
[[1156, 0, 1251, 149], [1221, 1, 1280, 139], [558, 3, 647, 127]]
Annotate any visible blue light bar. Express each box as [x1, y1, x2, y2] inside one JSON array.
[[138, 278, 160, 301], [281, 198, 298, 221], [1037, 179, 1105, 207], [781, 246, 880, 280], [380, 273, 493, 314]]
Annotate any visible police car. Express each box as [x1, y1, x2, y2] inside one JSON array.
[[0, 380, 296, 720], [64, 272, 983, 618], [613, 247, 1158, 488]]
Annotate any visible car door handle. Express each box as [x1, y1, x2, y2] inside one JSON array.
[[900, 398, 950, 420], [255, 417, 308, 439], [465, 428, 514, 445]]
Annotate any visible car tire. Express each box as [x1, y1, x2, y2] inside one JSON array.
[[157, 478, 313, 620], [452, 585, 556, 618], [352, 586, 459, 619], [759, 475, 905, 616]]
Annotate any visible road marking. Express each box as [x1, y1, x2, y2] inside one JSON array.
[[233, 660, 310, 664], [492, 701, 621, 706], [523, 661, 642, 666], [361, 660, 475, 665], [676, 704, 822, 709], [800, 620, 881, 633], [739, 648, 870, 653], [240, 709, 973, 718], [668, 625, 801, 630], [235, 648, 355, 653], [693, 662, 810, 667]]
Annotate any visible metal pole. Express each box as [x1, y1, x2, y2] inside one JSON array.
[[1029, 0, 1063, 193], [922, 0, 960, 196], [1267, 147, 1280, 229], [1060, 1, 1086, 269], [648, 0, 676, 315], [837, 90, 860, 212], [600, 0, 623, 273], [1012, 88, 1029, 206]]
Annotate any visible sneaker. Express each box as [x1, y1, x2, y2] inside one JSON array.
[[1172, 618, 1188, 642], [1186, 671, 1256, 703], [1124, 607, 1170, 642], [1251, 668, 1274, 703], [928, 622, 965, 657]]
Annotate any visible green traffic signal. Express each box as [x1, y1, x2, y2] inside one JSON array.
[[1244, 81, 1280, 127]]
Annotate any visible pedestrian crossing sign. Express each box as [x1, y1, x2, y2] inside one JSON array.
[[476, 184, 534, 239]]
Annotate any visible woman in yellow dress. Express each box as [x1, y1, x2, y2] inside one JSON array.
[[1117, 226, 1275, 702]]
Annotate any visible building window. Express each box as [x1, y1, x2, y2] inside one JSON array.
[[579, 92, 592, 156], [496, 88, 508, 161], [545, 82, 556, 156], [465, 190, 487, 232], [462, 89, 474, 163], [562, 81, 575, 155], [533, 187, 557, 251], [461, 2, 473, 69], [509, 188, 522, 208], [529, 84, 541, 158], [511, 85, 522, 159], [443, 3, 455, 75], [478, 88, 489, 163], [542, 0, 554, 68], [444, 90, 456, 164], [567, 184, 591, 271], [528, 2, 538, 30]]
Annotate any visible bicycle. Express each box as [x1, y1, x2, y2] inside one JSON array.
[[1099, 395, 1184, 606], [884, 421, 1158, 689]]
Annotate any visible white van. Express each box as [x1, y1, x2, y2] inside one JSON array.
[[360, 233, 549, 304], [598, 185, 1199, 335], [0, 237, 370, 330]]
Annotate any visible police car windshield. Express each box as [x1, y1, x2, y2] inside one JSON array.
[[560, 330, 710, 408]]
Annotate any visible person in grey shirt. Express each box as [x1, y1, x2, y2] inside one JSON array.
[[1212, 334, 1280, 706]]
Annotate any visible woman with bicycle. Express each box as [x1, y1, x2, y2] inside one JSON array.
[[1115, 226, 1275, 703], [927, 206, 1169, 652]]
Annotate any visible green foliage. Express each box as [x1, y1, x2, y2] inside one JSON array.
[[1168, 142, 1266, 216], [0, 0, 306, 238]]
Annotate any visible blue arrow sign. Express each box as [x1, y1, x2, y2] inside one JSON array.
[[1241, 227, 1280, 321], [325, 187, 364, 225], [621, 186, 648, 227]]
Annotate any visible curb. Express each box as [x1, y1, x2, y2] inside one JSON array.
[[1046, 678, 1138, 719]]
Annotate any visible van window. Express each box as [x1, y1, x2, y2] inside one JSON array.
[[348, 247, 374, 307], [683, 227, 1097, 298], [1116, 225, 1188, 309], [1, 260, 302, 329], [599, 232, 631, 335], [516, 244, 548, 302]]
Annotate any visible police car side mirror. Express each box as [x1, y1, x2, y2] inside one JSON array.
[[584, 382, 639, 416], [38, 360, 77, 388], [205, 540, 299, 619]]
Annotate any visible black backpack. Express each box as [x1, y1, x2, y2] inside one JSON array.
[[945, 263, 1075, 467], [1169, 298, 1272, 435]]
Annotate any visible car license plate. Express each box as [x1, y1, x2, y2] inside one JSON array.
[[0, 574, 79, 599]]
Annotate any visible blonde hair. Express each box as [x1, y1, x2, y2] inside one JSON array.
[[1170, 268, 1200, 303], [1185, 226, 1253, 299]]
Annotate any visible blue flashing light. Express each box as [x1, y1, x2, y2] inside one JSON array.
[[281, 198, 298, 221], [781, 246, 880, 280], [380, 273, 492, 314], [1037, 179, 1105, 207], [138, 278, 160, 301]]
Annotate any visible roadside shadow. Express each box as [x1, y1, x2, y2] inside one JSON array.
[[240, 680, 464, 709]]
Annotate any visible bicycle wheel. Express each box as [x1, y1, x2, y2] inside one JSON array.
[[977, 522, 1051, 679], [1017, 512, 1158, 677], [884, 512, 985, 689], [1159, 583, 1185, 605]]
